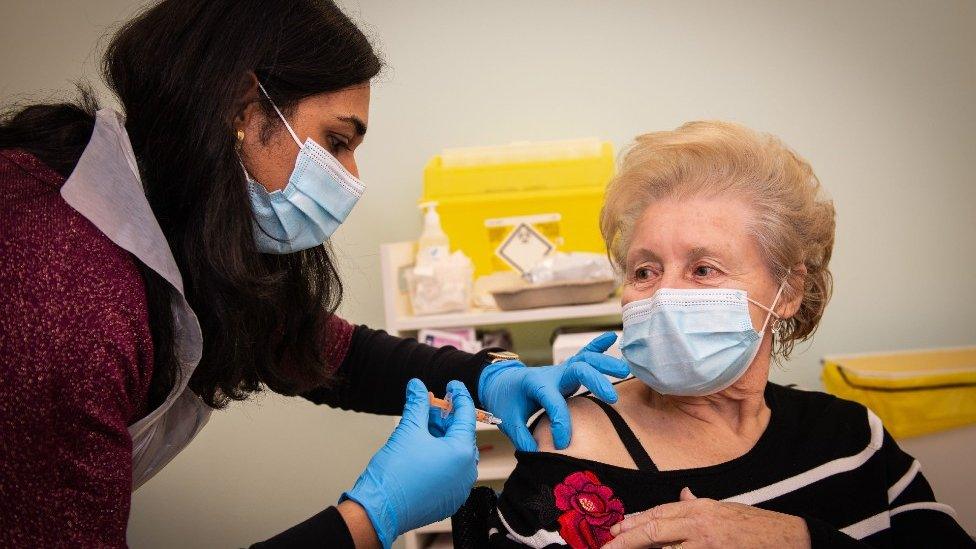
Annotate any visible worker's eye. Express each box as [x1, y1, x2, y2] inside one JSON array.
[[327, 134, 351, 154]]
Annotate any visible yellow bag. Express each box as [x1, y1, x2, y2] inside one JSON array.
[[822, 347, 976, 439]]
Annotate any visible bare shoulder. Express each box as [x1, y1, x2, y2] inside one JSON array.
[[531, 394, 635, 468], [532, 395, 603, 452]]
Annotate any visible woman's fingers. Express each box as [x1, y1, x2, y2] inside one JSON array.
[[576, 350, 630, 378], [575, 332, 630, 379], [581, 331, 618, 353], [563, 361, 618, 403], [503, 420, 539, 452], [534, 384, 573, 450], [427, 404, 450, 436], [611, 501, 697, 535], [399, 378, 431, 430], [602, 516, 695, 549], [443, 380, 476, 443]]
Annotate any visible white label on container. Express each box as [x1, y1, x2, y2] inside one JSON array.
[[495, 222, 554, 274]]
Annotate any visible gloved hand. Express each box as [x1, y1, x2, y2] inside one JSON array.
[[478, 331, 630, 452], [341, 378, 478, 548]]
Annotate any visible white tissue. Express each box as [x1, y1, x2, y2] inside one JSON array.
[[522, 252, 615, 285]]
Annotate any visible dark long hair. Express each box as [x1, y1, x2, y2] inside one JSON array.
[[0, 0, 382, 409]]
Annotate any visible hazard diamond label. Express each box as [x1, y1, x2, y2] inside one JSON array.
[[495, 222, 554, 274]]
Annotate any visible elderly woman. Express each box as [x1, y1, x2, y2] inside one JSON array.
[[486, 122, 973, 548]]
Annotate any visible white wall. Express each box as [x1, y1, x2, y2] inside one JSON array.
[[2, 1, 974, 546]]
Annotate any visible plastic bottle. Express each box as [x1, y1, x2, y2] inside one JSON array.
[[415, 202, 450, 276]]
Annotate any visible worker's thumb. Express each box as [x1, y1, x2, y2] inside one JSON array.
[[443, 380, 476, 443], [680, 487, 697, 501], [398, 378, 430, 430]]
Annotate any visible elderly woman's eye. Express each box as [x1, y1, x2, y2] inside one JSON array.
[[634, 267, 653, 281], [693, 265, 715, 277]]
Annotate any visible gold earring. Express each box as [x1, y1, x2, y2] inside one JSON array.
[[236, 129, 245, 144]]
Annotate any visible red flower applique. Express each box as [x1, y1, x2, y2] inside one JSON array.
[[553, 471, 625, 548]]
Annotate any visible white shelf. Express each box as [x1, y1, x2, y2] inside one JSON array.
[[380, 241, 622, 335], [477, 437, 517, 481], [478, 453, 517, 481]]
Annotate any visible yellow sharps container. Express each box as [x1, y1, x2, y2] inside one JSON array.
[[421, 139, 615, 277]]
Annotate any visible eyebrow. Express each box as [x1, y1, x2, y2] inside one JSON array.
[[629, 247, 718, 268], [687, 247, 712, 262], [628, 248, 662, 267], [338, 115, 367, 137]]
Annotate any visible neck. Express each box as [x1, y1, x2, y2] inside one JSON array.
[[639, 343, 773, 436]]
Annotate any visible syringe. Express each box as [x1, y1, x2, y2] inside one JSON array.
[[428, 392, 502, 426]]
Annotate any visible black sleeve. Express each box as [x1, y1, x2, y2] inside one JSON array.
[[302, 324, 498, 414], [805, 429, 975, 548], [250, 506, 354, 548], [879, 430, 975, 547], [802, 515, 869, 548]]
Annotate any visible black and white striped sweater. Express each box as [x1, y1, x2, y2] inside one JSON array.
[[486, 383, 973, 548]]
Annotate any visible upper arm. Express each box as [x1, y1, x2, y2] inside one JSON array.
[[531, 397, 635, 468], [57, 334, 139, 541], [0, 325, 139, 547], [0, 185, 150, 546], [532, 412, 558, 452], [532, 396, 594, 453]]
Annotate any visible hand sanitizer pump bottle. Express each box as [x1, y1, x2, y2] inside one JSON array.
[[415, 202, 450, 276]]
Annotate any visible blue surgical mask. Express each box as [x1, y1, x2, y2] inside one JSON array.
[[242, 82, 365, 254], [620, 284, 785, 396]]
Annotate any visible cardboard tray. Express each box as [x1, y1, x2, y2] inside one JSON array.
[[491, 279, 617, 311]]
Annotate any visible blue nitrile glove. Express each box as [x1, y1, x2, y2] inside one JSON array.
[[478, 332, 630, 452], [341, 379, 478, 548]]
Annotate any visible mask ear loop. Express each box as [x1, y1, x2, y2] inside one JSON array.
[[256, 81, 304, 149], [759, 282, 786, 334], [747, 269, 791, 334], [238, 159, 254, 182]]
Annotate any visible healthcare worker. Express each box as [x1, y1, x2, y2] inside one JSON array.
[[0, 1, 629, 547]]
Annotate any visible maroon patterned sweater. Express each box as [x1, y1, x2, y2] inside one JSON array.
[[0, 149, 160, 547], [0, 149, 490, 547]]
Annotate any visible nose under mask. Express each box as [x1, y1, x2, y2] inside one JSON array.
[[620, 283, 785, 396]]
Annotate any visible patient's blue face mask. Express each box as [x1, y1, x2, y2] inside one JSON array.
[[242, 82, 365, 254], [620, 282, 785, 396]]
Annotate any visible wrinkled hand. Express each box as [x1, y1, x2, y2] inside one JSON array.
[[479, 332, 630, 451], [342, 379, 478, 548], [603, 488, 811, 549]]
